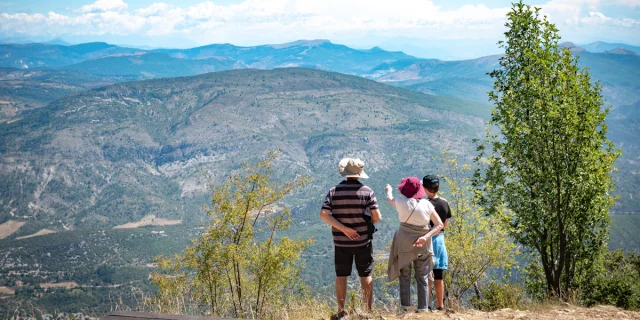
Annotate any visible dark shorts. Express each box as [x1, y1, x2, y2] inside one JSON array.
[[334, 242, 374, 277], [433, 269, 444, 280]]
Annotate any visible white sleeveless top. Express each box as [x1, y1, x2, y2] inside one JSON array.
[[392, 197, 436, 226]]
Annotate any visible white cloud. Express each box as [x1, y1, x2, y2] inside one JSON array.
[[583, 11, 612, 24], [612, 0, 640, 6], [581, 11, 640, 27], [78, 0, 128, 13], [0, 0, 638, 46]]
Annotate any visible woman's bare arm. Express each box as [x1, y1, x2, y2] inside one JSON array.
[[385, 184, 396, 207]]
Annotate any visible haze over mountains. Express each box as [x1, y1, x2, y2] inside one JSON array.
[[1, 39, 638, 214], [0, 37, 638, 315]]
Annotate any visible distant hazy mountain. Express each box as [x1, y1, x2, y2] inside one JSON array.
[[0, 40, 418, 77], [581, 41, 640, 54], [377, 37, 503, 60], [153, 40, 417, 75], [605, 48, 639, 56], [62, 52, 238, 78], [0, 42, 143, 68], [560, 42, 586, 53], [44, 38, 72, 46], [373, 55, 500, 102]]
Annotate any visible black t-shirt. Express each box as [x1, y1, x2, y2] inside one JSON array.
[[428, 197, 452, 230]]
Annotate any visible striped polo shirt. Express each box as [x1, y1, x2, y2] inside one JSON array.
[[322, 180, 379, 247]]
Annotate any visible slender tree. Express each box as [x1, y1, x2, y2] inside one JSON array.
[[475, 1, 621, 299], [148, 150, 312, 318]]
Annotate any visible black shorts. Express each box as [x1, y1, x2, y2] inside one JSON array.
[[433, 269, 444, 280], [334, 242, 374, 277]]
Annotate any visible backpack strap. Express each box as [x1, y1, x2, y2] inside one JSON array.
[[404, 199, 422, 223]]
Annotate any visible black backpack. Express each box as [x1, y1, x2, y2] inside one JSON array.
[[363, 208, 378, 239]]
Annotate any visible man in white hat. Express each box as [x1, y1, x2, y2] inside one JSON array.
[[320, 157, 382, 319]]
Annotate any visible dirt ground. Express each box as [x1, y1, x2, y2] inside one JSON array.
[[372, 305, 640, 320]]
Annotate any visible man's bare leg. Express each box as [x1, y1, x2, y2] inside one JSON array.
[[435, 279, 444, 309], [336, 276, 348, 313], [360, 276, 373, 312]]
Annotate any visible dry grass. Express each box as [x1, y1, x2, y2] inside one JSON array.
[[40, 281, 79, 289], [0, 286, 15, 295], [113, 215, 182, 229], [16, 228, 56, 240], [0, 220, 26, 239]]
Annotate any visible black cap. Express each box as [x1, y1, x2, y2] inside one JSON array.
[[422, 175, 439, 188]]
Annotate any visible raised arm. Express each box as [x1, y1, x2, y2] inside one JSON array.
[[385, 184, 396, 208]]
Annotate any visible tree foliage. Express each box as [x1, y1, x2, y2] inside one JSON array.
[[475, 1, 620, 299], [438, 151, 517, 308], [147, 150, 312, 319], [582, 249, 640, 310]]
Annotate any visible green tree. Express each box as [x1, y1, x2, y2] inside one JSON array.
[[475, 1, 620, 299], [438, 151, 517, 309], [148, 150, 312, 319]]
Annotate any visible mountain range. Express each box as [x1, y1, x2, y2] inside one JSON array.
[[0, 40, 638, 216], [0, 68, 487, 232], [0, 40, 417, 75], [0, 39, 637, 232], [0, 39, 638, 315]]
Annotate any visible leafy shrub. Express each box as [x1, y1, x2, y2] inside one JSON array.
[[581, 249, 640, 310], [476, 282, 525, 311]]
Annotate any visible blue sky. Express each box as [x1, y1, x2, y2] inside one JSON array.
[[1, 0, 639, 59]]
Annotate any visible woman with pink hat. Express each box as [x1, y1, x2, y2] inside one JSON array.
[[386, 177, 443, 313]]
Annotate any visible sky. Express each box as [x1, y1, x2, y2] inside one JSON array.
[[1, 0, 639, 59]]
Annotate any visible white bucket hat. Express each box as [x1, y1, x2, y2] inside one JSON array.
[[338, 157, 369, 179]]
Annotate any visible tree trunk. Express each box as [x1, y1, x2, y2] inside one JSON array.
[[473, 282, 482, 309]]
